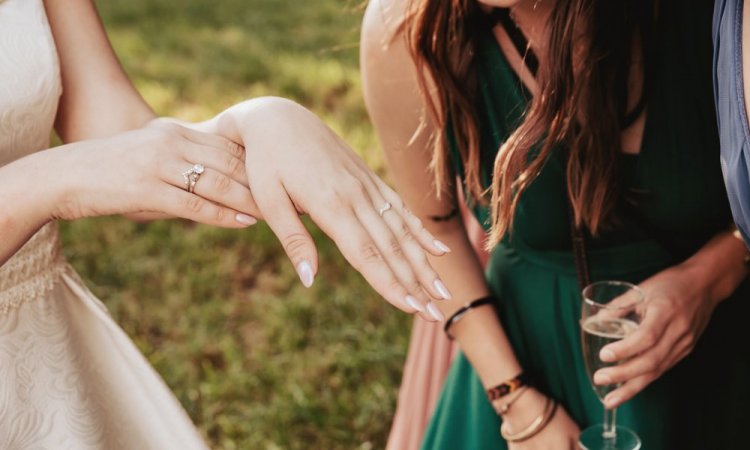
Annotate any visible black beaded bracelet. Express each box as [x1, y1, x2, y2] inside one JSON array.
[[443, 296, 496, 340]]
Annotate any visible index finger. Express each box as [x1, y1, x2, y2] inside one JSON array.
[[598, 303, 667, 363]]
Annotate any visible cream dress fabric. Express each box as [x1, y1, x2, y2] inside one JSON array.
[[0, 1, 208, 448]]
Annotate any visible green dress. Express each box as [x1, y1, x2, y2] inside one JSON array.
[[421, 3, 750, 449]]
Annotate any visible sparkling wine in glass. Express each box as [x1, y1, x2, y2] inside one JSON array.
[[579, 281, 644, 450]]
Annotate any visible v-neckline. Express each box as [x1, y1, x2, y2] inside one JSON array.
[[481, 21, 654, 161]]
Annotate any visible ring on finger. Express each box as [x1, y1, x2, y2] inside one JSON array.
[[182, 163, 205, 194], [378, 201, 392, 217]]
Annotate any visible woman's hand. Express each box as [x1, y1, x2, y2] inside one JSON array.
[[210, 97, 452, 319], [45, 121, 259, 228], [591, 263, 718, 409], [499, 389, 580, 449]]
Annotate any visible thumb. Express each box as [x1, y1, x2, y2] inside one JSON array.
[[256, 184, 319, 287]]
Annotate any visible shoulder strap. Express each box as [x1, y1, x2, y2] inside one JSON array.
[[488, 8, 539, 77]]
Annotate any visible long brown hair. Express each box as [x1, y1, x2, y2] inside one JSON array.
[[406, 0, 650, 247]]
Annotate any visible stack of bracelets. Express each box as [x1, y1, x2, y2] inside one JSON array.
[[444, 297, 559, 442]]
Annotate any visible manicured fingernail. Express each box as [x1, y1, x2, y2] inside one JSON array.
[[594, 371, 612, 385], [433, 239, 451, 253], [426, 302, 445, 321], [404, 295, 424, 312], [296, 260, 314, 288], [235, 213, 257, 226], [600, 348, 616, 362], [433, 279, 452, 300], [604, 395, 620, 409]]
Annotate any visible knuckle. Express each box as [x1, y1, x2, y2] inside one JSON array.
[[684, 331, 697, 346], [213, 173, 232, 194], [360, 243, 384, 263], [388, 238, 405, 258], [228, 141, 244, 158], [227, 155, 245, 177], [387, 277, 404, 294], [398, 221, 414, 241], [282, 232, 310, 258], [645, 356, 661, 373], [641, 331, 657, 347], [212, 206, 227, 223], [185, 196, 204, 214]]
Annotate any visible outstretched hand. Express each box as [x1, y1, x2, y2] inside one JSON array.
[[211, 97, 452, 320]]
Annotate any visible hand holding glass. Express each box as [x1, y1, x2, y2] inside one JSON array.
[[579, 281, 644, 450]]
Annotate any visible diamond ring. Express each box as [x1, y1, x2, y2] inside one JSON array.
[[182, 163, 205, 194], [378, 201, 392, 217]]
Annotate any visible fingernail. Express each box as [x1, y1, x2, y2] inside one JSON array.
[[296, 260, 314, 288], [604, 395, 620, 409], [235, 213, 257, 226], [404, 295, 424, 312], [600, 348, 616, 362], [426, 302, 445, 321], [594, 371, 612, 385], [433, 239, 451, 253], [433, 279, 452, 300]]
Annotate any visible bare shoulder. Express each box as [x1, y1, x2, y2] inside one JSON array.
[[361, 0, 414, 81], [361, 0, 432, 143], [362, 0, 409, 42]]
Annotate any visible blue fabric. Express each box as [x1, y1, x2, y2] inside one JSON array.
[[714, 0, 750, 245]]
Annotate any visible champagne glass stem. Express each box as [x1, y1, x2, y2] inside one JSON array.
[[603, 407, 617, 439]]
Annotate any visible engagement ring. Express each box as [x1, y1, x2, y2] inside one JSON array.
[[182, 163, 205, 193]]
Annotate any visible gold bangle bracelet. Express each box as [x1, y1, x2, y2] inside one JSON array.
[[499, 396, 558, 443]]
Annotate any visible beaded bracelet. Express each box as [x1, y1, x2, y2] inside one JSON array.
[[443, 296, 495, 340], [486, 372, 532, 402]]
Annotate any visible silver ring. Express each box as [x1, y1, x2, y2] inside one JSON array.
[[378, 201, 392, 217], [182, 163, 205, 194]]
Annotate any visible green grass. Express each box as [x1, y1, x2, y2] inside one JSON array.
[[60, 1, 411, 448]]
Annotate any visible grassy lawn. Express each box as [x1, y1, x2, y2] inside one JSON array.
[[60, 1, 412, 448]]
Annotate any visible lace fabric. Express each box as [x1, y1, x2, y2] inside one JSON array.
[[0, 1, 209, 447], [0, 222, 67, 314]]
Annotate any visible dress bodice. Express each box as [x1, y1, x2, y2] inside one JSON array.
[[454, 0, 730, 261], [0, 0, 66, 309]]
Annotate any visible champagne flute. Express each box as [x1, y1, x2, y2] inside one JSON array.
[[579, 281, 644, 450]]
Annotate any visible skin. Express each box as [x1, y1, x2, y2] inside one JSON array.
[[0, 0, 453, 319], [361, 0, 749, 448]]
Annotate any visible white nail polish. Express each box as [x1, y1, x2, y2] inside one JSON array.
[[433, 239, 451, 253], [235, 213, 257, 226], [296, 260, 314, 288], [433, 279, 452, 300], [404, 295, 424, 312], [426, 302, 445, 321]]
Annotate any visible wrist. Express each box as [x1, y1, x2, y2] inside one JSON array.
[[1, 150, 65, 225], [494, 387, 547, 425], [679, 230, 749, 305]]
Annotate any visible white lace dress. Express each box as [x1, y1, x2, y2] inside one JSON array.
[[0, 1, 209, 448]]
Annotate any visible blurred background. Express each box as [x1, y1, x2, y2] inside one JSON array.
[[62, 1, 411, 449]]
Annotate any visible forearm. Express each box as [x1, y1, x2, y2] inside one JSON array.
[[418, 215, 523, 388], [679, 227, 749, 305], [0, 152, 61, 265]]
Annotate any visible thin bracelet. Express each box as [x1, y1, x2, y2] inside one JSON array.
[[499, 397, 558, 443], [443, 296, 495, 340], [495, 385, 530, 416], [486, 372, 532, 402]]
